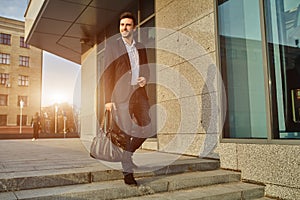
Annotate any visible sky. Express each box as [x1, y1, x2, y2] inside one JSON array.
[[0, 0, 81, 107]]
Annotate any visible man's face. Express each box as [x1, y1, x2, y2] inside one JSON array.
[[120, 18, 135, 38]]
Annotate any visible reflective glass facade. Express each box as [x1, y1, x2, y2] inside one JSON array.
[[218, 0, 300, 139], [264, 1, 300, 139]]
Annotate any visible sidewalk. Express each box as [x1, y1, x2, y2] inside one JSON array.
[[0, 132, 79, 140], [0, 139, 102, 179], [0, 138, 203, 180], [0, 139, 268, 200]]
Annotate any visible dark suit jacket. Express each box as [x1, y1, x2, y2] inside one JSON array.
[[103, 37, 150, 104]]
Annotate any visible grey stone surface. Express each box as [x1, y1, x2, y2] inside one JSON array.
[[158, 132, 220, 158], [0, 191, 16, 200], [141, 138, 158, 151], [155, 0, 221, 160], [217, 143, 239, 170], [265, 182, 300, 200], [156, 0, 173, 12], [157, 66, 181, 102], [180, 12, 216, 53], [156, 0, 213, 30], [119, 182, 264, 200], [0, 172, 91, 192], [156, 49, 184, 70], [10, 170, 244, 200], [0, 139, 266, 199], [218, 143, 300, 200], [0, 139, 220, 192], [238, 144, 300, 189]]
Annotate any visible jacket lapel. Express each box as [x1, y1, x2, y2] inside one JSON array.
[[117, 38, 131, 70]]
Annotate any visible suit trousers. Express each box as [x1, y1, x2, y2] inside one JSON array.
[[119, 88, 151, 174]]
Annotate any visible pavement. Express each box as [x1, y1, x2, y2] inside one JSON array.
[[0, 139, 271, 200], [0, 139, 100, 178], [0, 138, 202, 179]]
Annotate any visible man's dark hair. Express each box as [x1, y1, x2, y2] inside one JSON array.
[[119, 12, 136, 26]]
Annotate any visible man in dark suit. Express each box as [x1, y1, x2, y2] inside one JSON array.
[[103, 12, 151, 186]]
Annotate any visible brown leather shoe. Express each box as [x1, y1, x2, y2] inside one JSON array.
[[124, 173, 137, 186]]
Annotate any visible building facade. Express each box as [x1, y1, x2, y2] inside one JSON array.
[[0, 17, 42, 129], [25, 0, 299, 199]]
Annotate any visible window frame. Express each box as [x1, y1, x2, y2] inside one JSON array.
[[215, 0, 300, 144], [0, 73, 9, 86], [0, 33, 11, 45], [0, 94, 8, 106], [0, 114, 7, 126], [19, 55, 30, 67], [18, 75, 29, 87], [0, 53, 10, 65], [20, 37, 30, 48], [17, 115, 27, 126]]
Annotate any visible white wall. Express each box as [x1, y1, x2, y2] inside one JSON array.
[[80, 46, 98, 141]]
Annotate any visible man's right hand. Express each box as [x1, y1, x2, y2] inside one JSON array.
[[105, 102, 114, 111]]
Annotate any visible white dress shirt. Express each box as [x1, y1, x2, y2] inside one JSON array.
[[122, 38, 140, 85]]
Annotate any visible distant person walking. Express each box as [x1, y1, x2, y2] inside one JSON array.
[[31, 112, 40, 141]]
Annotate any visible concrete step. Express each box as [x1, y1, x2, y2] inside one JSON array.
[[122, 182, 265, 200], [141, 138, 158, 151], [0, 158, 219, 192], [0, 170, 249, 200]]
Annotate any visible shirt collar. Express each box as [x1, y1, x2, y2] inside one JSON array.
[[122, 37, 136, 48]]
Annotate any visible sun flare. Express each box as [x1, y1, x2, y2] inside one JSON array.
[[52, 93, 67, 104]]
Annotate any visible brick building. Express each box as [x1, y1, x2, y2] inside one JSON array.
[[0, 17, 42, 131]]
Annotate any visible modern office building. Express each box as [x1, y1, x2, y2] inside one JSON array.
[[25, 0, 300, 199], [0, 16, 42, 130]]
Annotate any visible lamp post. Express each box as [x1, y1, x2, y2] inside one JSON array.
[[19, 99, 24, 134], [63, 111, 67, 138], [55, 104, 58, 133]]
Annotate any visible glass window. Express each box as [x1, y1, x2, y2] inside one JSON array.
[[218, 0, 268, 138], [19, 56, 30, 67], [264, 0, 300, 139], [0, 53, 10, 64], [17, 115, 27, 126], [0, 94, 8, 106], [140, 0, 154, 22], [0, 115, 7, 126], [20, 37, 30, 48], [0, 33, 11, 45], [140, 19, 156, 62], [0, 73, 9, 86], [18, 75, 29, 86]]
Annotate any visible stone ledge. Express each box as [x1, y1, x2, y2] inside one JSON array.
[[0, 157, 220, 192], [6, 170, 245, 200], [4, 175, 264, 200]]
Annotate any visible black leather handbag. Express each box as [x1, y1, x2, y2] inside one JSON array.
[[90, 110, 127, 162], [107, 109, 128, 150]]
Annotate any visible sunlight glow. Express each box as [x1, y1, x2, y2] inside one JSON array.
[[52, 93, 67, 104]]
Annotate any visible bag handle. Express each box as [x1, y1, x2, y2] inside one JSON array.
[[100, 110, 113, 133]]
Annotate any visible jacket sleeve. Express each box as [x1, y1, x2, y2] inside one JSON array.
[[139, 46, 150, 84], [103, 42, 115, 104]]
